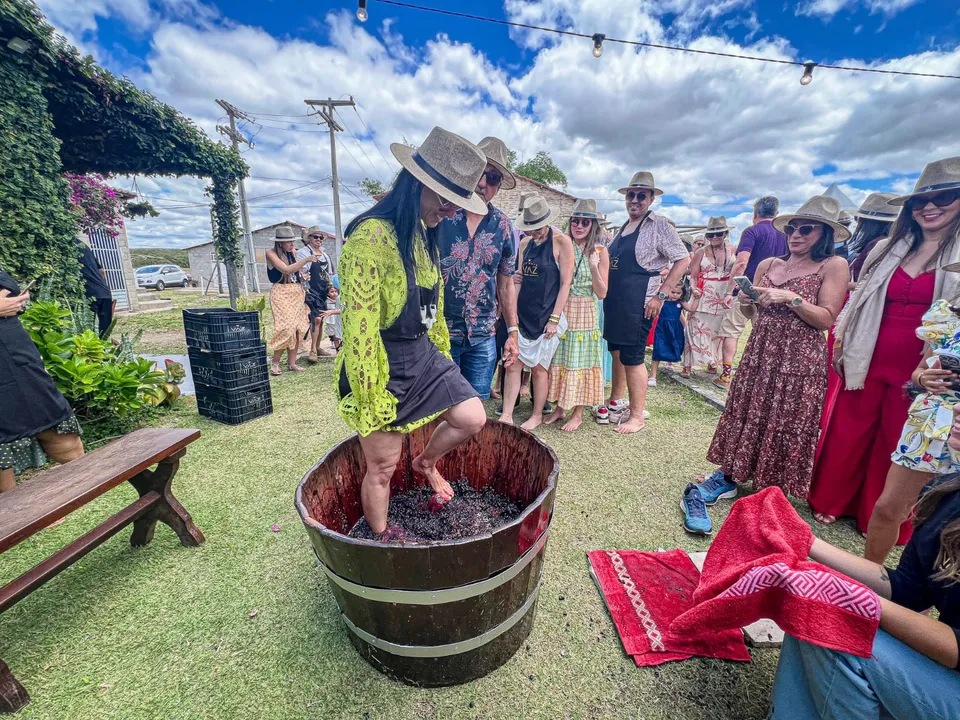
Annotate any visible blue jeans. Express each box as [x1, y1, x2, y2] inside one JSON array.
[[770, 631, 960, 719], [449, 336, 497, 400]]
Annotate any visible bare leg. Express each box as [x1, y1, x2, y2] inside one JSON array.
[[272, 349, 284, 374], [864, 464, 933, 564], [609, 351, 626, 405], [412, 398, 486, 499], [357, 431, 404, 534], [615, 363, 648, 434], [561, 406, 584, 433], [650, 360, 660, 380], [721, 337, 738, 367], [521, 366, 550, 430], [499, 361, 524, 424], [287, 335, 305, 371], [36, 431, 85, 464], [0, 468, 14, 493], [519, 369, 531, 399]]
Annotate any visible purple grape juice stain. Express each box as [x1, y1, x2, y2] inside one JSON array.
[[348, 479, 522, 544]]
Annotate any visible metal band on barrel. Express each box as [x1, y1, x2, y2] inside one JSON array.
[[319, 525, 550, 605], [341, 579, 541, 658]]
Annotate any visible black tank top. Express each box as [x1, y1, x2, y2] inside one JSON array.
[[267, 249, 300, 284], [517, 229, 560, 340]]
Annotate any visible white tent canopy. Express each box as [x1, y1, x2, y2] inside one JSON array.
[[823, 183, 857, 212]]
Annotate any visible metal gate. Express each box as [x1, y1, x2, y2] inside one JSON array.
[[87, 227, 129, 310]]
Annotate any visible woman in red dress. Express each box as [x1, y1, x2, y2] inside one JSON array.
[[809, 157, 960, 545]]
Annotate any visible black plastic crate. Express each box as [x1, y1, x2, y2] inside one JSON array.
[[188, 346, 268, 391], [183, 308, 261, 353], [196, 381, 273, 425]]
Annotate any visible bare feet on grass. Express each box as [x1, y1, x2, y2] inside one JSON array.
[[411, 455, 454, 501], [561, 413, 583, 433], [543, 408, 565, 425], [520, 414, 543, 431], [498, 414, 514, 426], [614, 418, 645, 435]]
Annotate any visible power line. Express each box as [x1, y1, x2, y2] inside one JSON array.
[[336, 108, 386, 183], [368, 0, 960, 81], [351, 105, 394, 171]]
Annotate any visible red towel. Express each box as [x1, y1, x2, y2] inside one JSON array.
[[672, 487, 881, 659], [587, 549, 750, 667]]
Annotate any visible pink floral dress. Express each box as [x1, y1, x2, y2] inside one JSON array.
[[684, 248, 733, 369]]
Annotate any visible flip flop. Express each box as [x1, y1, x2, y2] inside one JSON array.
[[813, 512, 837, 526], [270, 367, 283, 376]]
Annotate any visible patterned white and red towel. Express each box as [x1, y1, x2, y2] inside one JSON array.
[[672, 487, 881, 659], [587, 549, 750, 667]]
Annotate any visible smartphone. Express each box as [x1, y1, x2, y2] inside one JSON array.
[[733, 275, 761, 301], [937, 351, 960, 391], [20, 279, 36, 294]]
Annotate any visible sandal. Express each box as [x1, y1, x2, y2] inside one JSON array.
[[270, 365, 283, 376], [813, 512, 837, 526], [287, 365, 306, 372], [680, 367, 692, 379]]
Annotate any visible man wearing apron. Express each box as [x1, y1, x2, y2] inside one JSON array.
[[499, 197, 574, 430], [601, 171, 690, 434]]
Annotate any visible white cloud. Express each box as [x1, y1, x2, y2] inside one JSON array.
[[33, 1, 959, 249], [797, 0, 920, 20]]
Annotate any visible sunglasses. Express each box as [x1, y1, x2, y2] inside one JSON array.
[[570, 217, 593, 227], [705, 232, 725, 239], [626, 190, 650, 202], [434, 191, 456, 212], [308, 234, 324, 240], [784, 224, 821, 237], [906, 190, 960, 212], [482, 170, 503, 187]]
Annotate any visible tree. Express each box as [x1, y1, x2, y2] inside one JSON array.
[[513, 151, 567, 189], [358, 177, 387, 197]]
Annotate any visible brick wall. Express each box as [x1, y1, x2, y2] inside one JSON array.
[[495, 176, 576, 229]]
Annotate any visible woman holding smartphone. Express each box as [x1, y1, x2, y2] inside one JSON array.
[[685, 196, 849, 526]]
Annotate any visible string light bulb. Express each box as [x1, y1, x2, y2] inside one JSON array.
[[800, 61, 817, 86], [357, 0, 368, 22], [592, 33, 605, 58]]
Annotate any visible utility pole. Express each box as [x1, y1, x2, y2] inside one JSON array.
[[304, 97, 356, 262], [216, 99, 260, 294]]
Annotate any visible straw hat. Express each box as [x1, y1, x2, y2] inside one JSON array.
[[571, 198, 601, 219], [704, 216, 734, 234], [275, 226, 296, 240], [516, 191, 541, 221], [853, 192, 899, 221], [772, 196, 852, 242], [515, 196, 553, 232], [890, 157, 960, 206], [391, 127, 488, 215], [838, 210, 853, 227], [477, 137, 517, 190], [303, 226, 329, 245], [618, 171, 663, 196]]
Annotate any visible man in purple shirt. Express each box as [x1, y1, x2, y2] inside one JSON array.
[[715, 195, 788, 389]]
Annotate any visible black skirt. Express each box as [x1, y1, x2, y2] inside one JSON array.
[[0, 316, 73, 443]]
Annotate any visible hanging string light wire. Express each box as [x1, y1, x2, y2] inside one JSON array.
[[365, 0, 960, 81]]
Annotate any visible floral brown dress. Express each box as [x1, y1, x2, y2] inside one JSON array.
[[707, 269, 828, 499]]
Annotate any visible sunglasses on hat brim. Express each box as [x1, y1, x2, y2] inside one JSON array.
[[906, 190, 960, 212]]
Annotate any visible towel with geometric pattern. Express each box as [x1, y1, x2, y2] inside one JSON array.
[[671, 487, 881, 659]]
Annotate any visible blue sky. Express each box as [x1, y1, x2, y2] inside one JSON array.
[[37, 0, 960, 247]]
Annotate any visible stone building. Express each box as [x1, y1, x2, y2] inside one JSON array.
[[496, 175, 577, 227]]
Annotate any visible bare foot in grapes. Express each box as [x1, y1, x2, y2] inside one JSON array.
[[521, 414, 543, 431], [412, 455, 454, 500], [543, 407, 565, 425]]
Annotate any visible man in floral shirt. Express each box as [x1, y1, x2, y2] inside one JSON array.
[[438, 136, 520, 399]]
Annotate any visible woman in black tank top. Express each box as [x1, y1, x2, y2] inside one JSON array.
[[266, 228, 318, 375]]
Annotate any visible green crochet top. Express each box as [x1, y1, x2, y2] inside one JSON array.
[[334, 218, 451, 436]]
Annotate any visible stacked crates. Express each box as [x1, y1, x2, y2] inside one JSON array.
[[184, 308, 272, 425]]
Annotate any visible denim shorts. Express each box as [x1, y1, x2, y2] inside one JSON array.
[[449, 336, 497, 400]]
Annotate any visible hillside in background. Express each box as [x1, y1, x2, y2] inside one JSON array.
[[130, 248, 190, 269]]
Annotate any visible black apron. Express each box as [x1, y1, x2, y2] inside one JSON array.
[[603, 217, 660, 345], [517, 229, 561, 340], [0, 269, 73, 443], [339, 261, 477, 428]]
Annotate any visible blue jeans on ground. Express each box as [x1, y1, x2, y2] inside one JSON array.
[[770, 631, 960, 719], [449, 336, 497, 400]]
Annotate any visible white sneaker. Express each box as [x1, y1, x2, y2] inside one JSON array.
[[648, 378, 657, 387]]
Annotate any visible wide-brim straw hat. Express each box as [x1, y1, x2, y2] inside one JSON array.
[[773, 195, 852, 242], [391, 127, 488, 215], [570, 198, 601, 219], [618, 170, 663, 196], [477, 136, 517, 190], [275, 226, 296, 240], [303, 226, 329, 245], [854, 192, 899, 221], [890, 156, 960, 207], [703, 216, 734, 234], [516, 196, 553, 232]]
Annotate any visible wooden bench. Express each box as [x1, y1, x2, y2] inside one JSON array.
[[0, 428, 205, 714]]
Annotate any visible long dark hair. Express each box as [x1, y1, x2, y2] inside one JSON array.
[[783, 224, 835, 262], [344, 169, 438, 273], [914, 474, 960, 585], [848, 218, 893, 256], [863, 206, 960, 277]]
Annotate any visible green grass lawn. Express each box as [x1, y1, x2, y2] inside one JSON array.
[[1, 309, 874, 719]]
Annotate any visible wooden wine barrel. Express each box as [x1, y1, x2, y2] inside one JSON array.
[[295, 420, 558, 686]]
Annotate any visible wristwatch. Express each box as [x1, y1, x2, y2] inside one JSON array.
[[656, 291, 668, 301], [790, 296, 803, 307]]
